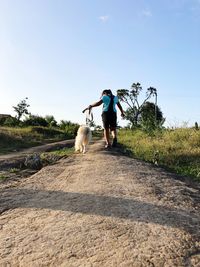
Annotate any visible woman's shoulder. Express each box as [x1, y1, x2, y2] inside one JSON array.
[[101, 94, 118, 102], [101, 95, 110, 101]]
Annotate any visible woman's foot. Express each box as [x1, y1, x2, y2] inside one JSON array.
[[112, 137, 117, 147], [105, 143, 111, 148]]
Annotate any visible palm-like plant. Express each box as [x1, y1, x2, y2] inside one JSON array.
[[117, 83, 158, 127]]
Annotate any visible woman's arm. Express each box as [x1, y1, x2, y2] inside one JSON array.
[[117, 102, 125, 117], [82, 99, 103, 113]]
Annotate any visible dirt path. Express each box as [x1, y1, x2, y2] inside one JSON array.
[[0, 140, 200, 267]]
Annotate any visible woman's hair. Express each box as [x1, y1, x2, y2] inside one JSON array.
[[101, 89, 113, 97]]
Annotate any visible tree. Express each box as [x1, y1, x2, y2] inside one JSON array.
[[139, 101, 165, 131], [117, 83, 157, 127], [13, 97, 30, 122], [59, 120, 73, 130], [59, 120, 79, 136], [45, 115, 57, 128], [23, 114, 48, 127]]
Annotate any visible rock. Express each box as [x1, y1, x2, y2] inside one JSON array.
[[24, 154, 42, 170]]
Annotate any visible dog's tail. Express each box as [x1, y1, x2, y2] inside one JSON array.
[[75, 127, 92, 151], [81, 127, 91, 145]]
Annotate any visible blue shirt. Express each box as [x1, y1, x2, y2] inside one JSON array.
[[101, 95, 119, 112]]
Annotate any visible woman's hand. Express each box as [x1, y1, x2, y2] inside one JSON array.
[[121, 112, 125, 118], [82, 105, 92, 113]]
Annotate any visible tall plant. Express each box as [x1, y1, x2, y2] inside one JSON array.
[[13, 97, 30, 122], [117, 83, 158, 127]]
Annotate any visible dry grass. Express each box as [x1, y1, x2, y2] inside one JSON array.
[[0, 126, 70, 154], [118, 128, 200, 180]]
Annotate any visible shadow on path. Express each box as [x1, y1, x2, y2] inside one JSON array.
[[1, 188, 199, 236]]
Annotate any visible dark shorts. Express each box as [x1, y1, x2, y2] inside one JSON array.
[[102, 111, 117, 129]]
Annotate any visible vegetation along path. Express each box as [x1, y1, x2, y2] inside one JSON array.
[[0, 140, 200, 267], [0, 139, 74, 170]]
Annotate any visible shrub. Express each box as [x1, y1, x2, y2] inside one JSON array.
[[3, 117, 19, 127], [23, 115, 48, 127]]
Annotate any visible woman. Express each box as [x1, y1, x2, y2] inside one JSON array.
[[83, 89, 125, 148]]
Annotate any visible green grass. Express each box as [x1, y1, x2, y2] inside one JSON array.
[[118, 128, 200, 181], [40, 147, 74, 165], [41, 147, 74, 158], [0, 126, 74, 154], [0, 174, 7, 181], [9, 168, 20, 173]]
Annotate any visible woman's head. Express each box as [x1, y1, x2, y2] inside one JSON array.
[[102, 89, 113, 97]]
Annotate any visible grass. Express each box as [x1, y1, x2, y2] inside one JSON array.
[[118, 128, 200, 181], [9, 168, 20, 173], [40, 147, 74, 165], [41, 147, 74, 158], [0, 126, 74, 154], [0, 174, 7, 181]]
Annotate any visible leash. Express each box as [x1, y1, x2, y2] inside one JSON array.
[[83, 109, 94, 126]]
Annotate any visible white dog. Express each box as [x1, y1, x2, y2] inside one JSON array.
[[75, 125, 92, 154]]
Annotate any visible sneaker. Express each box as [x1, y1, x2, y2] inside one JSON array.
[[105, 144, 111, 148], [112, 138, 117, 147]]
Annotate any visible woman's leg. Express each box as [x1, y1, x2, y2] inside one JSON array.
[[110, 127, 117, 147], [110, 127, 117, 139], [102, 112, 111, 147], [110, 112, 118, 147], [104, 128, 111, 146]]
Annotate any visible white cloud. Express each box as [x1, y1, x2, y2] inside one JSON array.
[[99, 15, 109, 23], [141, 9, 152, 17]]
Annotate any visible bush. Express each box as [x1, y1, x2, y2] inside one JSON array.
[[3, 117, 19, 127], [0, 116, 17, 126], [59, 120, 79, 137], [64, 124, 79, 137], [23, 115, 48, 127], [31, 126, 63, 137]]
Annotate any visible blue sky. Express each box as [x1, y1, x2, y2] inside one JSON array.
[[0, 0, 199, 127]]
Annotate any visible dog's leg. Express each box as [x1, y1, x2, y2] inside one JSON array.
[[79, 145, 83, 153], [83, 145, 86, 154]]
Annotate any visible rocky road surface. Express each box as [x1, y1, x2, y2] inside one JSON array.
[[0, 140, 200, 267]]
